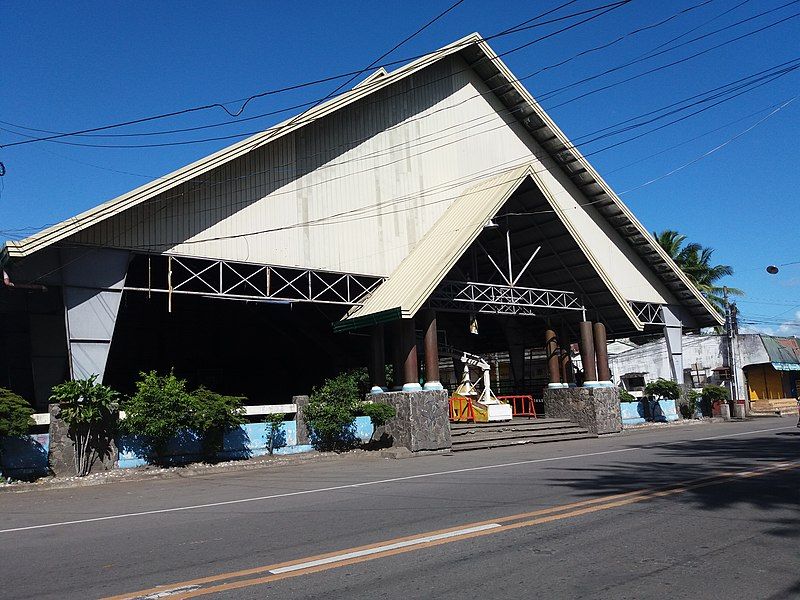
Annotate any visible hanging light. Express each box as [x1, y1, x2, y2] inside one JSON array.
[[469, 313, 479, 335]]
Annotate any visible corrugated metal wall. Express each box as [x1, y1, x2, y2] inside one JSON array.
[[70, 55, 538, 277], [68, 53, 679, 305]]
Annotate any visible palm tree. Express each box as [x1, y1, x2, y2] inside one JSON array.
[[653, 229, 743, 315]]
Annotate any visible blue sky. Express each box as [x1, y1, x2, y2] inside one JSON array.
[[1, 1, 798, 334]]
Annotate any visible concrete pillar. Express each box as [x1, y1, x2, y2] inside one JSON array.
[[545, 329, 562, 388], [401, 318, 421, 392], [593, 322, 611, 384], [369, 325, 386, 394], [391, 320, 405, 390], [421, 309, 442, 391], [579, 321, 598, 386]]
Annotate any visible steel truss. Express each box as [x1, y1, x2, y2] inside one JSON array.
[[125, 255, 384, 306], [428, 280, 583, 316], [629, 301, 665, 325]]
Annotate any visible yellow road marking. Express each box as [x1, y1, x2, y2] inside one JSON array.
[[106, 461, 798, 600]]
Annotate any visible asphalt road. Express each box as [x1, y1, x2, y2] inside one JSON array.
[[1, 419, 798, 600]]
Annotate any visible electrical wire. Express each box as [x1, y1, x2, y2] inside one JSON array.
[[0, 0, 631, 149]]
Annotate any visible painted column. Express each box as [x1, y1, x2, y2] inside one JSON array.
[[369, 324, 386, 394], [401, 318, 421, 392], [421, 309, 442, 391], [545, 329, 562, 388], [661, 305, 684, 383], [391, 320, 405, 390], [60, 247, 130, 382], [593, 322, 612, 385], [579, 321, 599, 386]]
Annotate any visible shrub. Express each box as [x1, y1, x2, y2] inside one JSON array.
[[50, 375, 118, 476], [192, 387, 246, 455], [0, 388, 34, 476], [361, 402, 396, 442], [619, 388, 636, 403], [264, 413, 286, 455], [304, 371, 362, 451], [121, 370, 194, 460], [680, 389, 701, 419], [700, 385, 729, 416], [644, 378, 681, 401], [0, 388, 34, 439]]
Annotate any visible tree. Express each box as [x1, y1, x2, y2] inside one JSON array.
[[50, 376, 118, 477], [653, 229, 743, 314], [191, 387, 246, 456]]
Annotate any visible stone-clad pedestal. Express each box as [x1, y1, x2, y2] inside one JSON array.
[[47, 404, 118, 476], [543, 387, 622, 435], [370, 390, 451, 452]]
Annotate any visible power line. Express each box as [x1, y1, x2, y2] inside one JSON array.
[[2, 1, 778, 153], [0, 0, 631, 149]]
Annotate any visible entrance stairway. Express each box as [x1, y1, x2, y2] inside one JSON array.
[[749, 399, 799, 417], [450, 418, 595, 452]]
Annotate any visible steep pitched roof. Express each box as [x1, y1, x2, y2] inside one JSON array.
[[2, 33, 722, 326]]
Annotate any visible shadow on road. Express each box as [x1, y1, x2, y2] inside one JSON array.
[[545, 428, 799, 531]]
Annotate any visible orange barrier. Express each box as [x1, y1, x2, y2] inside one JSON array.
[[449, 396, 476, 422], [497, 395, 537, 418]]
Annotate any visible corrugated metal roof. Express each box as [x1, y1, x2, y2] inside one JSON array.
[[3, 32, 721, 327], [336, 165, 532, 330], [338, 162, 651, 332]]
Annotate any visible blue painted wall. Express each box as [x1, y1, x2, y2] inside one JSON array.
[[621, 400, 680, 426], [118, 416, 374, 469], [0, 434, 49, 477]]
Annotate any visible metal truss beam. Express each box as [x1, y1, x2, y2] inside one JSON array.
[[125, 255, 384, 306], [428, 280, 583, 316], [629, 301, 665, 325]]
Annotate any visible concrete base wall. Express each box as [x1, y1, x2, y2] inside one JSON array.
[[543, 387, 622, 435], [370, 390, 451, 452]]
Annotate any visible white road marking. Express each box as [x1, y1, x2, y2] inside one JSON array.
[[0, 425, 793, 535], [269, 523, 501, 574]]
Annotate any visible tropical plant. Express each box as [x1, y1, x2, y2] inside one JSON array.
[[618, 388, 636, 403], [653, 229, 743, 314], [121, 370, 194, 460], [681, 389, 701, 419], [361, 402, 396, 442], [50, 375, 118, 476], [192, 386, 246, 456], [263, 413, 286, 455], [0, 388, 34, 474], [304, 371, 362, 451], [644, 378, 681, 401], [700, 384, 730, 416]]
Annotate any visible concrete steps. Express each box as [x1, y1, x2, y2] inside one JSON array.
[[750, 399, 799, 416], [450, 418, 596, 452]]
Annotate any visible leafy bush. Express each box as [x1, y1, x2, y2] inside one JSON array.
[[700, 384, 729, 416], [122, 371, 248, 462], [0, 388, 34, 439], [644, 378, 681, 400], [680, 389, 701, 419], [192, 387, 246, 455], [619, 388, 636, 403], [361, 402, 396, 442], [50, 375, 118, 476], [121, 370, 194, 460], [263, 413, 286, 455], [304, 371, 361, 451]]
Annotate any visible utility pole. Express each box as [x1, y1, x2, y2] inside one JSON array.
[[723, 286, 739, 415]]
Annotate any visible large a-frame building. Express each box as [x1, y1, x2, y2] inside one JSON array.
[[0, 34, 722, 410]]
